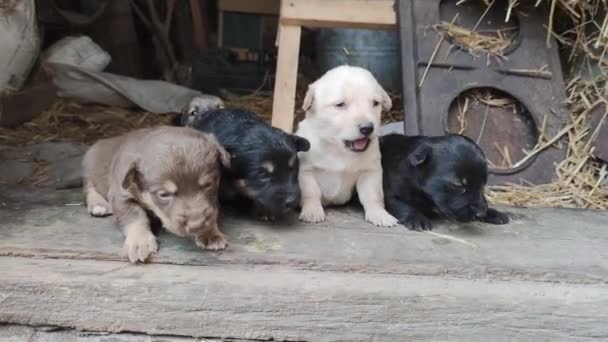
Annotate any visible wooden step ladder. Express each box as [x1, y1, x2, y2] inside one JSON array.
[[270, 0, 397, 133]]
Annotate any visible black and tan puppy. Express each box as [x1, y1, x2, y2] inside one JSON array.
[[178, 103, 310, 220], [380, 133, 509, 231], [82, 126, 230, 263]]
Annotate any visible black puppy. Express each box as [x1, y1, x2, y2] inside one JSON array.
[[380, 133, 509, 231], [177, 106, 310, 220]]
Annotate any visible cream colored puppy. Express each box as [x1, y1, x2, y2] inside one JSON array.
[[296, 65, 398, 227]]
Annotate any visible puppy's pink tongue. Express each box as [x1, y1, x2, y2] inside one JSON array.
[[353, 138, 368, 150]]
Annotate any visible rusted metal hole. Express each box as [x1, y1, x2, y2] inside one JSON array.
[[447, 88, 538, 173]]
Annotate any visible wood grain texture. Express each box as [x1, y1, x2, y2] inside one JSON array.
[[271, 23, 301, 133], [1, 201, 607, 284], [2, 257, 608, 341], [0, 324, 220, 342], [1, 187, 608, 340], [280, 0, 396, 28]]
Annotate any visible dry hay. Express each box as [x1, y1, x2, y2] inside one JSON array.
[[437, 0, 608, 209], [436, 21, 517, 59], [487, 75, 608, 209], [0, 101, 172, 146]]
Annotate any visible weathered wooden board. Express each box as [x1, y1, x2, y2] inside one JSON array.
[[1, 186, 608, 341], [2, 257, 608, 341], [0, 324, 224, 342], [1, 189, 607, 284]]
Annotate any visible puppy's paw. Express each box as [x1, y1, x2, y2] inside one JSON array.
[[252, 207, 275, 222], [299, 204, 325, 223], [195, 230, 228, 251], [86, 194, 112, 217], [365, 209, 399, 227], [123, 230, 158, 263], [400, 212, 433, 231], [480, 208, 509, 225], [257, 215, 276, 222], [88, 202, 112, 217]]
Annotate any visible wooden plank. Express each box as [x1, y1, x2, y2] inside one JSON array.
[[218, 0, 280, 15], [2, 256, 607, 341], [279, 0, 396, 29], [2, 187, 608, 339], [0, 324, 254, 341], [397, 0, 420, 135], [1, 188, 608, 284], [271, 23, 301, 133]]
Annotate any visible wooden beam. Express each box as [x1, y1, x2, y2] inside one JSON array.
[[271, 22, 301, 132], [2, 186, 608, 340], [280, 0, 396, 29], [218, 0, 280, 15], [1, 193, 608, 285], [2, 256, 608, 341]]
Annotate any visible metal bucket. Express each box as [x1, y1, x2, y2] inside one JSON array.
[[316, 28, 401, 93]]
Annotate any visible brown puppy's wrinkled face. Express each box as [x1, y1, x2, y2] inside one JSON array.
[[302, 65, 392, 153], [122, 140, 230, 238]]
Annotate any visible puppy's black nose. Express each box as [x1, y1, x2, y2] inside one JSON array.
[[359, 122, 374, 136]]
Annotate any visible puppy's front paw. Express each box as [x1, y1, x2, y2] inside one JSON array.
[[88, 202, 112, 217], [480, 208, 509, 225], [252, 205, 276, 222], [365, 209, 398, 227], [123, 230, 158, 263], [195, 230, 228, 251], [86, 195, 112, 217], [299, 204, 325, 223], [400, 212, 432, 231], [256, 215, 274, 222]]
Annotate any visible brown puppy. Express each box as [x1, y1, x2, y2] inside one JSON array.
[[82, 126, 230, 263]]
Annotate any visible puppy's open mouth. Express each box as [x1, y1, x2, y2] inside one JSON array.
[[344, 138, 370, 152]]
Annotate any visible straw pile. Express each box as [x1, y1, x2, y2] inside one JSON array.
[[484, 0, 608, 209], [436, 22, 517, 59], [487, 76, 608, 209], [0, 101, 172, 146], [425, 0, 608, 209]]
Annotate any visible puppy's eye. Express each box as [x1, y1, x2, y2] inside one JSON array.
[[260, 170, 272, 179], [448, 182, 466, 194], [335, 102, 346, 109], [157, 191, 174, 200], [373, 100, 380, 107]]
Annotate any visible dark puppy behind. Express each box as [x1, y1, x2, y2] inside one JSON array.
[[178, 105, 310, 219], [380, 133, 509, 230]]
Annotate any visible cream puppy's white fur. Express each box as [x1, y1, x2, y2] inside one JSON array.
[[296, 65, 398, 227]]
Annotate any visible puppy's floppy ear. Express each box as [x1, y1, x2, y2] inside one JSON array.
[[122, 161, 143, 194], [216, 145, 231, 168], [379, 86, 392, 112], [291, 134, 310, 152], [208, 134, 231, 168], [408, 143, 431, 167], [302, 82, 316, 112]]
